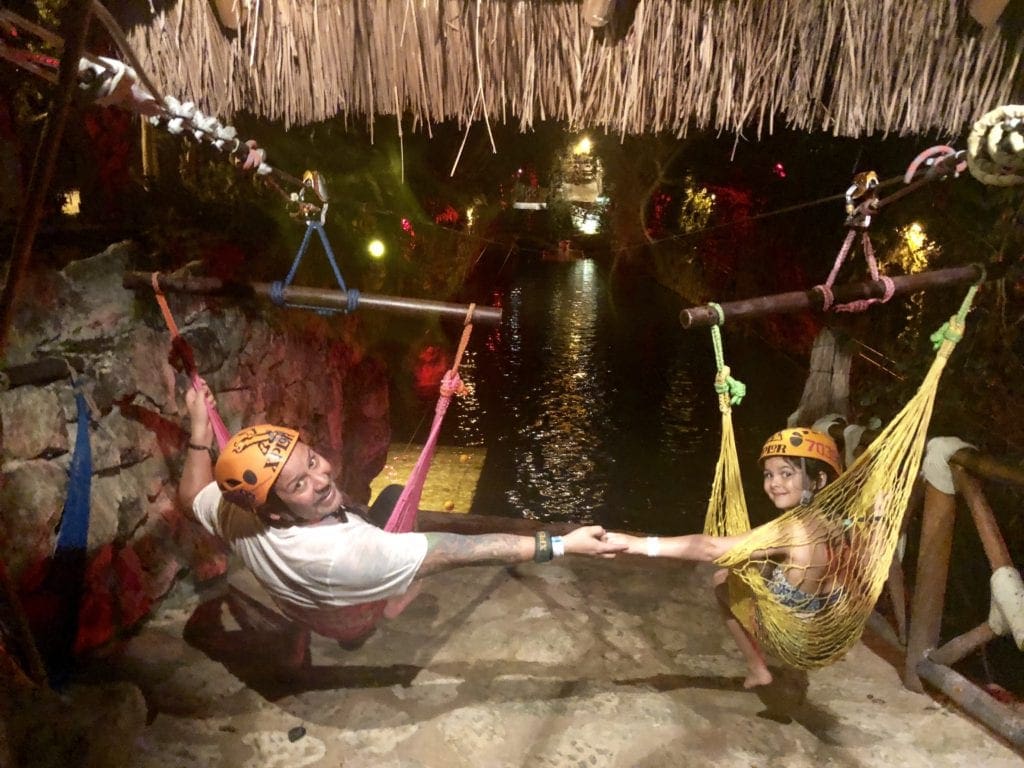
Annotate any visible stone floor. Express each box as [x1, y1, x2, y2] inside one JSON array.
[[71, 523, 1022, 768]]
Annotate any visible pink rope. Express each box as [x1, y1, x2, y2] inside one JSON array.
[[815, 229, 856, 310], [151, 273, 230, 449], [832, 234, 895, 313], [384, 371, 460, 533], [815, 229, 894, 314], [904, 145, 966, 184]]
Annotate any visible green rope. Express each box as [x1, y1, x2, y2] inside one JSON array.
[[708, 303, 746, 407], [930, 267, 984, 351]]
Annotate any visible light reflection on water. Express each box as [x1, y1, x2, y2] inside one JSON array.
[[429, 259, 804, 534]]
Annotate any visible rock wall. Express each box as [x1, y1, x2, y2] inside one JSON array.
[[0, 242, 392, 658]]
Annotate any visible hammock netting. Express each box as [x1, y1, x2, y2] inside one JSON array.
[[703, 285, 977, 670]]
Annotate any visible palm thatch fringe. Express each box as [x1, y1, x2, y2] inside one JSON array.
[[122, 0, 1022, 139]]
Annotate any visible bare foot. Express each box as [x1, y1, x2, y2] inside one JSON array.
[[383, 581, 424, 620], [743, 667, 774, 689]]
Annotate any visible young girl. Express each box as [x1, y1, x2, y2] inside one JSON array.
[[607, 427, 843, 688]]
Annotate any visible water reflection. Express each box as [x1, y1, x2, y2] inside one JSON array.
[[419, 259, 805, 534]]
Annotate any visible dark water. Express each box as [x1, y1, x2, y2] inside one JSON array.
[[406, 258, 807, 534]]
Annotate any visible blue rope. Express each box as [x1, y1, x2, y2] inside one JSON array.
[[275, 220, 357, 315]]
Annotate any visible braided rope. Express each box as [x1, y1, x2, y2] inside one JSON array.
[[967, 105, 1024, 187]]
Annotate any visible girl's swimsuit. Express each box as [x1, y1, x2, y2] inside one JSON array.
[[766, 567, 841, 613]]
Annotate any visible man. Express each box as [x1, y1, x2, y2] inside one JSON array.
[[179, 382, 624, 654]]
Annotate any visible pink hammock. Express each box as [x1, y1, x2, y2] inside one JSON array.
[[323, 309, 477, 642]]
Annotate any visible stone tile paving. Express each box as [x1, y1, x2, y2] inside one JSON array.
[[96, 553, 1023, 768]]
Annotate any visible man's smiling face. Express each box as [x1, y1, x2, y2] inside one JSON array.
[[271, 442, 342, 525]]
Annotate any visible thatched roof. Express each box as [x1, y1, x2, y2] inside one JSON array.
[[123, 0, 1022, 140]]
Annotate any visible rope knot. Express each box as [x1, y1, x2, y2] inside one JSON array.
[[725, 376, 746, 405], [930, 318, 964, 350], [715, 367, 746, 405], [440, 370, 467, 398]]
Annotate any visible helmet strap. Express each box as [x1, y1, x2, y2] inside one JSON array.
[[799, 458, 814, 505]]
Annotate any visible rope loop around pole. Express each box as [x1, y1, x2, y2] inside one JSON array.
[[708, 302, 726, 371], [707, 302, 745, 409], [346, 288, 360, 313], [269, 280, 286, 306]]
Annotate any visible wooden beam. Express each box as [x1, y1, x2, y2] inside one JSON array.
[[678, 265, 984, 329], [122, 272, 503, 325]]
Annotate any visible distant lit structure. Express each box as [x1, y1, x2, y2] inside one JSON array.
[[62, 189, 81, 216]]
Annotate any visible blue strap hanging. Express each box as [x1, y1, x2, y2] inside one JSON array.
[[270, 172, 362, 315], [56, 386, 92, 553], [42, 381, 92, 688]]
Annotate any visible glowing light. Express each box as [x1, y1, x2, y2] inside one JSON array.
[[61, 189, 81, 216], [368, 239, 386, 258], [466, 207, 475, 227], [903, 222, 926, 252], [573, 137, 593, 155], [892, 221, 936, 273], [572, 208, 601, 235], [773, 162, 787, 178]]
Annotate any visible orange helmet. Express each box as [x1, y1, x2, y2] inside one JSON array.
[[215, 424, 300, 508], [759, 428, 842, 477]]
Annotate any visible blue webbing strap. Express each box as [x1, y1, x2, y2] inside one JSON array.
[[270, 220, 360, 315]]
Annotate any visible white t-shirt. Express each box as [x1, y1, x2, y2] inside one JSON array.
[[192, 482, 429, 623]]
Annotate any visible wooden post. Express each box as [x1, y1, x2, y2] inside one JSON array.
[[886, 478, 924, 645], [0, 0, 93, 356], [951, 462, 1013, 571], [903, 481, 957, 692]]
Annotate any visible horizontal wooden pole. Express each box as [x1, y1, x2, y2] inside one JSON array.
[[678, 264, 984, 329], [928, 621, 997, 667], [0, 356, 84, 390], [950, 448, 1024, 489], [123, 272, 502, 325]]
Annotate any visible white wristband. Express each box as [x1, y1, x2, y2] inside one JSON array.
[[646, 537, 661, 557], [551, 535, 565, 558]]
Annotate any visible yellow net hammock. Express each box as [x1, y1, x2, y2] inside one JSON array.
[[702, 280, 981, 669]]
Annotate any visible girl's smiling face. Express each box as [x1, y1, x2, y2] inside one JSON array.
[[762, 456, 807, 510]]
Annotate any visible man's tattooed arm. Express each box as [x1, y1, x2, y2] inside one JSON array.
[[416, 532, 534, 577]]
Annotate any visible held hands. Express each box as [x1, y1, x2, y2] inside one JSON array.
[[563, 526, 629, 559], [602, 532, 646, 555]]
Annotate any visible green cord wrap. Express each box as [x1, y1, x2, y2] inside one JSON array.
[[930, 271, 982, 352], [708, 302, 746, 408]]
